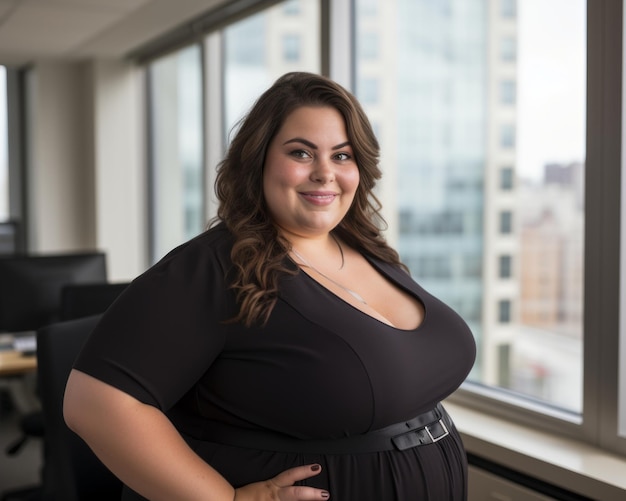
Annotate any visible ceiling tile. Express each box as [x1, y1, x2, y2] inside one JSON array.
[[0, 2, 126, 55]]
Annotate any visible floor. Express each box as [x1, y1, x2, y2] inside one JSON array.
[[0, 390, 42, 500]]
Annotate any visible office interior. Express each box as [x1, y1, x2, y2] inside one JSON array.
[[1, 0, 626, 499]]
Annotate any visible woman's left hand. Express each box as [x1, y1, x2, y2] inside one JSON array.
[[233, 464, 330, 500]]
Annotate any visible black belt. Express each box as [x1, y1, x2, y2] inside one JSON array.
[[195, 403, 451, 454]]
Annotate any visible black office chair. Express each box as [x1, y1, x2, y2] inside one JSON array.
[[3, 281, 126, 500], [36, 315, 123, 500], [5, 281, 128, 453]]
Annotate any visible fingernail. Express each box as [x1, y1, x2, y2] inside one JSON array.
[[311, 464, 321, 471], [321, 491, 330, 499]]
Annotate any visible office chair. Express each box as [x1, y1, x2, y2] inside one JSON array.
[[0, 220, 21, 255], [4, 281, 127, 456], [2, 278, 126, 500], [36, 315, 123, 500]]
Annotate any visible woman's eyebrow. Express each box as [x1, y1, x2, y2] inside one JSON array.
[[282, 138, 352, 150]]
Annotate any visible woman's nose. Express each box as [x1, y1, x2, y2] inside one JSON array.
[[310, 158, 335, 183]]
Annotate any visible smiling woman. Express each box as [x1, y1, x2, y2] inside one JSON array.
[[63, 72, 476, 501], [262, 106, 360, 240]]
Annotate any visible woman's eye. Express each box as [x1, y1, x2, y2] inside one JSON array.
[[290, 149, 311, 159], [334, 152, 352, 161]]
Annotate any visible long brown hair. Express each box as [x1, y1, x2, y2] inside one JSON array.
[[213, 72, 404, 326]]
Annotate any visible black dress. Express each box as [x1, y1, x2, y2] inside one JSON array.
[[73, 223, 476, 500]]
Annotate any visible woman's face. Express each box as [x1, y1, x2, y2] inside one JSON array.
[[263, 105, 360, 240]]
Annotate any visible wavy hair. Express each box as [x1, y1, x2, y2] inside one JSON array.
[[212, 72, 405, 326]]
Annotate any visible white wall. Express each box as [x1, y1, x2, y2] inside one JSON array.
[[25, 63, 95, 252], [24, 60, 147, 281], [90, 60, 147, 281]]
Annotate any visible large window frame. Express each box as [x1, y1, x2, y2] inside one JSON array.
[[447, 0, 625, 457], [1, 66, 26, 252], [138, 0, 626, 457]]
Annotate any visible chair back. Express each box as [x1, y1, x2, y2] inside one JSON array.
[[0, 220, 21, 254], [36, 315, 123, 501]]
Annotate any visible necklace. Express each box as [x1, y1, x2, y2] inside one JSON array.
[[291, 243, 367, 305], [331, 233, 345, 270]]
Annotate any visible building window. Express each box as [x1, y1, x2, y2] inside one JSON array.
[[501, 36, 517, 61], [498, 299, 512, 323], [499, 255, 512, 278], [357, 77, 380, 104], [283, 0, 300, 15], [501, 0, 517, 18], [500, 166, 514, 190], [500, 80, 516, 105], [282, 33, 301, 62], [499, 210, 513, 234], [500, 123, 516, 148], [359, 32, 379, 60], [359, 0, 378, 16]]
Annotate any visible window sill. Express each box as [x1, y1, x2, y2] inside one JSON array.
[[444, 402, 626, 500]]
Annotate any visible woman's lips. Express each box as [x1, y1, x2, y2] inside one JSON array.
[[299, 191, 338, 206]]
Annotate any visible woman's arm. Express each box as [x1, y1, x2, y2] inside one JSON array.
[[64, 370, 329, 501], [64, 369, 235, 501]]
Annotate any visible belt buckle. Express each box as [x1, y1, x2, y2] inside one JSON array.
[[425, 419, 449, 443]]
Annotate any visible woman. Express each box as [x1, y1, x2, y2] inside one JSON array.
[[64, 72, 476, 500]]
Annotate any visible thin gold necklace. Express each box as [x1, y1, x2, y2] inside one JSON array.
[[291, 242, 367, 305]]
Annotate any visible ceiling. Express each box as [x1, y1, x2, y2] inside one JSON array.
[[0, 0, 230, 66]]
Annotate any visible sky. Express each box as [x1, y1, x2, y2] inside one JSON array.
[[516, 0, 587, 179]]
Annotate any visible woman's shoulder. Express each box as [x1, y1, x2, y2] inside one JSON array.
[[139, 222, 234, 282], [160, 221, 232, 260]]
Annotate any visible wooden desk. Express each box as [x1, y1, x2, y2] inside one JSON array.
[[0, 349, 39, 413], [0, 350, 37, 376]]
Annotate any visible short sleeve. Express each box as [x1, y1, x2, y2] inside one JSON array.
[[73, 228, 235, 411]]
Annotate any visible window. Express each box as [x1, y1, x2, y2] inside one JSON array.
[[357, 77, 379, 104], [147, 45, 204, 262], [222, 1, 320, 138], [283, 0, 300, 15], [138, 0, 624, 458], [500, 80, 516, 105], [500, 166, 514, 190], [498, 299, 512, 323], [354, 0, 588, 431], [500, 123, 515, 148], [499, 255, 512, 278], [501, 0, 516, 18], [359, 0, 378, 16], [0, 66, 7, 221], [282, 33, 301, 62], [359, 32, 379, 60], [499, 210, 513, 234], [501, 36, 517, 61]]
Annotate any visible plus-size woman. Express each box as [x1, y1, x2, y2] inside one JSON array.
[[64, 72, 476, 501]]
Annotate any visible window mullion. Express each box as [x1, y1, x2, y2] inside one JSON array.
[[587, 0, 625, 455]]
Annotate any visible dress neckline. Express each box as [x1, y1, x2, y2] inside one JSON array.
[[290, 254, 427, 333]]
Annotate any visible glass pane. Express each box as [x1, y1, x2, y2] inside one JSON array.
[[355, 0, 586, 414], [0, 66, 8, 221], [222, 0, 320, 140], [148, 45, 204, 262]]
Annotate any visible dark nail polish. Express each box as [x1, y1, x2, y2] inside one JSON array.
[[311, 464, 321, 471]]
